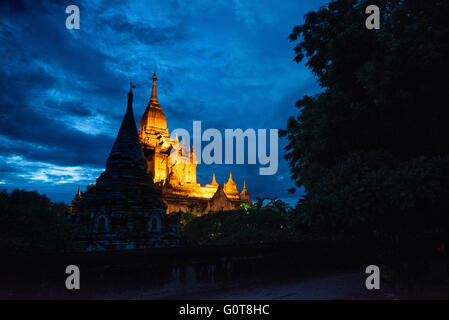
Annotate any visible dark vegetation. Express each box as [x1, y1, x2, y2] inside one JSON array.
[[0, 189, 82, 254], [181, 198, 294, 245], [280, 0, 449, 290]]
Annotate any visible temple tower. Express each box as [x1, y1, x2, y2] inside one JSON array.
[[139, 73, 169, 143], [224, 172, 240, 200], [138, 73, 172, 183], [73, 85, 179, 250], [240, 181, 251, 203], [74, 71, 251, 216]]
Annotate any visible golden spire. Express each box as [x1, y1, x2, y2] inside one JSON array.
[[224, 171, 239, 199], [240, 180, 250, 202], [211, 173, 218, 186], [150, 72, 158, 104], [227, 171, 236, 185], [139, 71, 167, 134]]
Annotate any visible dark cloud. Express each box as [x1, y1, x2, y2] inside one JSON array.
[[45, 101, 93, 117], [106, 18, 184, 44], [0, 0, 47, 15], [0, 0, 327, 203], [0, 68, 113, 167]]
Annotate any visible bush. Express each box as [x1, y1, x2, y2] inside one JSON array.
[[182, 208, 294, 245], [0, 189, 83, 254]]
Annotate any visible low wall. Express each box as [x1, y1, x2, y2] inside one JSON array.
[[1, 242, 374, 299]]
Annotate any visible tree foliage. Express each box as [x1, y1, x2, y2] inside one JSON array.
[[281, 0, 449, 247], [181, 208, 293, 246], [0, 189, 83, 254]]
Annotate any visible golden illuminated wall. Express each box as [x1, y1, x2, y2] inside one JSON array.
[[140, 125, 202, 190], [153, 152, 168, 182]]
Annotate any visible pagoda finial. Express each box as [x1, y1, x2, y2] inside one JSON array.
[[150, 71, 158, 104], [127, 81, 135, 113], [129, 80, 136, 95], [228, 171, 235, 183], [108, 83, 144, 166], [76, 184, 82, 198], [240, 180, 250, 201], [211, 173, 218, 186]]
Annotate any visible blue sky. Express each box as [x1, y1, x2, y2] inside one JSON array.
[[0, 0, 326, 204]]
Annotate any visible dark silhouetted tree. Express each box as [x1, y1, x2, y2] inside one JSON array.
[[281, 0, 449, 285], [0, 189, 83, 253]]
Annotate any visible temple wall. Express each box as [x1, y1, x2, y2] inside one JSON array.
[[163, 196, 243, 215], [164, 198, 209, 215], [153, 152, 168, 182], [74, 206, 180, 251], [1, 242, 375, 299]]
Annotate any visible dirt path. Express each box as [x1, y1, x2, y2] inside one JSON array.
[[99, 269, 448, 300], [155, 270, 391, 300]]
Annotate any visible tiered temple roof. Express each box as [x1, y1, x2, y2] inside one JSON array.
[[72, 85, 179, 250], [223, 172, 240, 200]]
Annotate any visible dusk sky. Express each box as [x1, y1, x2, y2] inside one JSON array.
[[0, 0, 326, 204]]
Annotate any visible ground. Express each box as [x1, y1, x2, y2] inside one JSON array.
[[101, 269, 449, 300], [161, 270, 387, 300]]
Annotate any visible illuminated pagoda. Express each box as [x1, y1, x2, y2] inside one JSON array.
[[72, 72, 251, 218], [138, 72, 252, 215]]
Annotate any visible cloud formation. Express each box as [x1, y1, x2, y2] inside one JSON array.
[[0, 0, 325, 203]]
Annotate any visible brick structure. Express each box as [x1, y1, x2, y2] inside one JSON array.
[[72, 85, 179, 251], [71, 72, 254, 250]]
